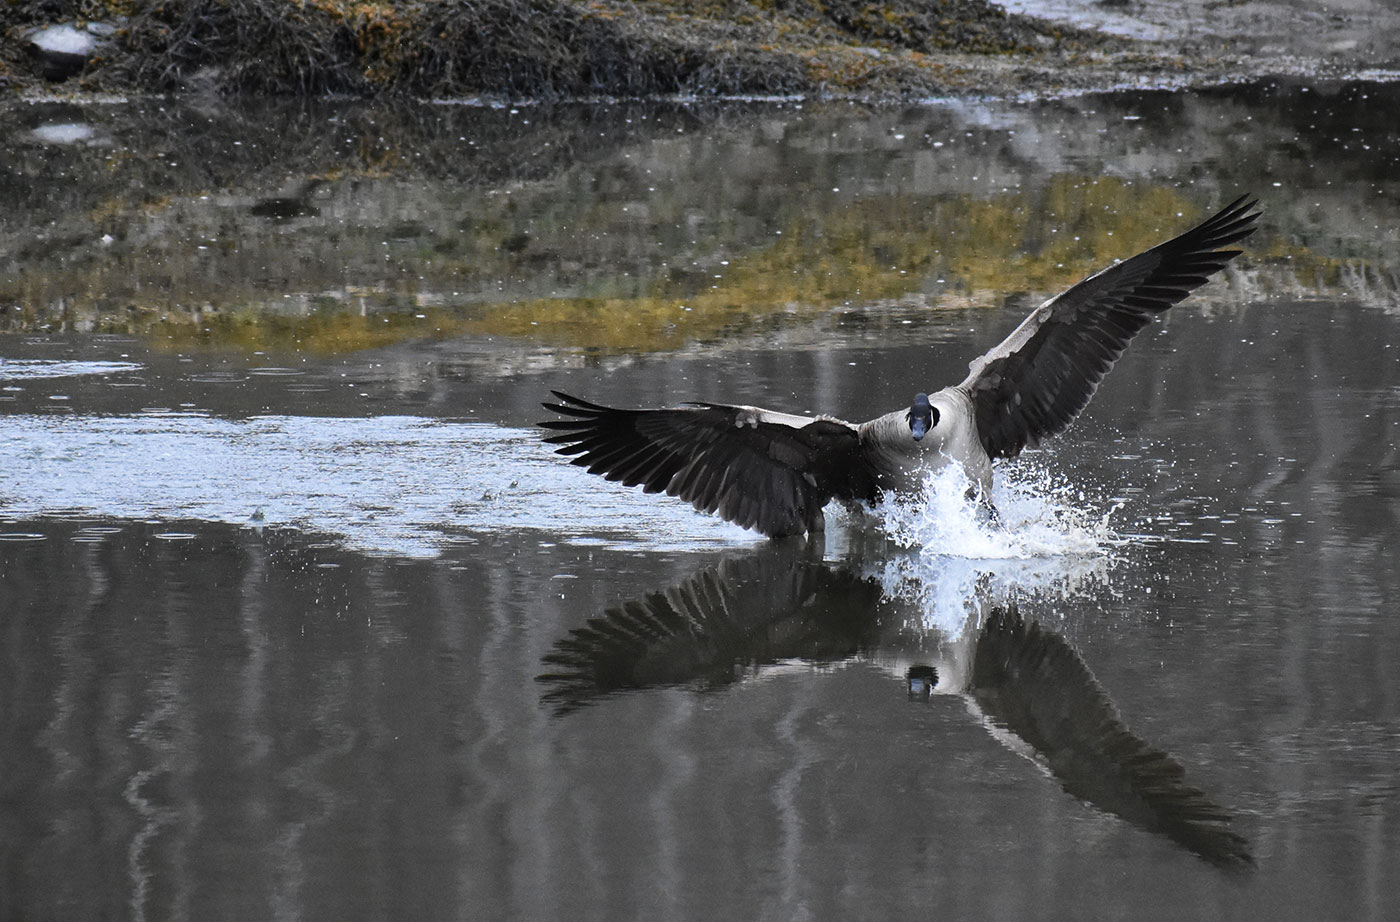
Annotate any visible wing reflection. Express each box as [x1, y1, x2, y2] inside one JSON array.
[[537, 540, 884, 712], [542, 549, 1251, 868], [961, 607, 1253, 868]]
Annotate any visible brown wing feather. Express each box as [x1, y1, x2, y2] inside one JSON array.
[[540, 392, 879, 538], [962, 195, 1261, 460]]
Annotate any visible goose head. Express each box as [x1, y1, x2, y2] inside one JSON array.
[[906, 393, 938, 441]]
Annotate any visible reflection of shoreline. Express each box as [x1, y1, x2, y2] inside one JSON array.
[[5, 83, 1398, 353], [7, 259, 1393, 356], [538, 542, 1252, 867], [5, 223, 1389, 356]]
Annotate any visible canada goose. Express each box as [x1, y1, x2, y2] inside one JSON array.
[[542, 196, 1260, 538]]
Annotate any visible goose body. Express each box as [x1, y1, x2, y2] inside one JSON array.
[[542, 196, 1260, 538]]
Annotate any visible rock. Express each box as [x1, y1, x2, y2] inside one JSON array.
[[28, 24, 102, 81]]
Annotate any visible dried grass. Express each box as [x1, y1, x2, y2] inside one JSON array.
[[2, 0, 1082, 98]]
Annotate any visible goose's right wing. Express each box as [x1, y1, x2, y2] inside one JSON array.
[[540, 392, 879, 538]]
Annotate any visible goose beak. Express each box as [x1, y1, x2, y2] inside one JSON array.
[[911, 417, 928, 441]]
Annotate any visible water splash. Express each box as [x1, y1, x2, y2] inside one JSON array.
[[881, 463, 1118, 559], [869, 464, 1123, 632]]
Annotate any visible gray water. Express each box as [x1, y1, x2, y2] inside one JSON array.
[[2, 81, 1398, 921]]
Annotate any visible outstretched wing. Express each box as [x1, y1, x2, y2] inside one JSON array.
[[540, 391, 879, 538], [961, 195, 1260, 460], [537, 544, 883, 713]]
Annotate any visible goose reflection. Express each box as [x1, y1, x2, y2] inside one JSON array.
[[538, 545, 1251, 868], [956, 606, 1252, 868], [538, 540, 885, 711]]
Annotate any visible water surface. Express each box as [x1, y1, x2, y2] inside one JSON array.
[[2, 81, 1398, 921]]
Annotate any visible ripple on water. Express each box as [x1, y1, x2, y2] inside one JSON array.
[[184, 372, 248, 384], [0, 360, 144, 381]]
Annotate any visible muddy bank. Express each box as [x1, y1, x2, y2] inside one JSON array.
[[3, 0, 1397, 101]]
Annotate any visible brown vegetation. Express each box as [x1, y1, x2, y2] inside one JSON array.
[[1, 0, 1087, 98]]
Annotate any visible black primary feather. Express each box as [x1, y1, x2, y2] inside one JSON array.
[[541, 391, 878, 538], [963, 196, 1260, 460]]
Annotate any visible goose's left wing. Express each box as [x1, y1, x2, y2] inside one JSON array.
[[961, 195, 1260, 460], [540, 392, 878, 538]]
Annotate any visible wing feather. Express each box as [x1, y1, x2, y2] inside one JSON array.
[[541, 392, 878, 538], [962, 195, 1261, 459]]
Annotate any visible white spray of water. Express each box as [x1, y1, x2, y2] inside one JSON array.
[[865, 464, 1125, 633]]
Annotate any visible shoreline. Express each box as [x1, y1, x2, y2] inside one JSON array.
[[4, 1, 1399, 104]]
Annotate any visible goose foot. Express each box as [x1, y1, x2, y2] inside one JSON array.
[[965, 486, 1000, 527]]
